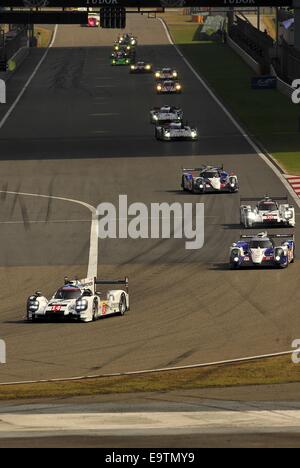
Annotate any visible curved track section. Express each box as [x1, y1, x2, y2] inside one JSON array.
[[0, 16, 299, 383]]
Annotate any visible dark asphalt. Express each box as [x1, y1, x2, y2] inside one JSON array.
[[0, 16, 299, 384]]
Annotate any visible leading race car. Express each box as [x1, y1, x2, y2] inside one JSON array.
[[240, 196, 295, 228], [156, 79, 182, 94], [111, 51, 131, 66], [26, 277, 129, 323], [117, 33, 137, 47], [155, 122, 198, 141], [155, 68, 178, 80], [130, 62, 153, 74], [150, 105, 183, 124], [181, 165, 239, 193], [229, 232, 295, 269]]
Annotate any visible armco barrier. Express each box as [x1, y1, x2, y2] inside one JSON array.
[[0, 47, 29, 83]]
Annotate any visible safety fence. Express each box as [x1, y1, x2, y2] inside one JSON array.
[[0, 26, 27, 61], [228, 16, 274, 72], [276, 39, 300, 85]]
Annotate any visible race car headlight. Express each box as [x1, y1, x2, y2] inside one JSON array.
[[191, 131, 197, 138], [285, 211, 293, 219], [172, 71, 178, 77], [248, 212, 256, 219], [75, 299, 88, 312], [131, 65, 135, 70], [231, 249, 240, 257], [146, 65, 151, 70], [155, 72, 160, 78], [109, 294, 115, 302], [29, 301, 39, 311], [234, 257, 239, 263], [112, 60, 116, 64], [153, 115, 158, 120], [275, 255, 281, 262], [165, 132, 171, 138], [176, 84, 181, 90], [157, 85, 162, 91]]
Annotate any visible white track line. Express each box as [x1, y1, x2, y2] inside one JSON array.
[[0, 190, 98, 279], [158, 18, 300, 210], [0, 25, 58, 131], [0, 349, 294, 386]]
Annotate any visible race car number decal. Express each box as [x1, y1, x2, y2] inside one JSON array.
[[52, 305, 62, 312], [102, 303, 107, 315]]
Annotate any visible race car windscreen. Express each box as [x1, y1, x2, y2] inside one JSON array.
[[202, 171, 219, 178], [249, 240, 274, 249], [54, 288, 82, 300]]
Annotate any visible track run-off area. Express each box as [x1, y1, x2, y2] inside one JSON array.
[[0, 15, 300, 383]]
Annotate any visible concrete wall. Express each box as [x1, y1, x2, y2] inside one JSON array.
[[227, 34, 261, 74]]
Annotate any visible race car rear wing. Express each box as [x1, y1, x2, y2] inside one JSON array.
[[64, 277, 129, 294], [94, 277, 129, 294], [240, 233, 295, 240], [240, 196, 289, 203], [182, 165, 224, 173]]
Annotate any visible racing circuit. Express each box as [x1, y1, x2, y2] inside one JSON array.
[[0, 15, 300, 383]]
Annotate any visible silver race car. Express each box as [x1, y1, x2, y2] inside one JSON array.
[[26, 277, 129, 323], [181, 165, 239, 193], [156, 79, 182, 94], [229, 232, 295, 269], [155, 122, 198, 141], [150, 106, 183, 124], [155, 68, 178, 80], [240, 196, 295, 228]]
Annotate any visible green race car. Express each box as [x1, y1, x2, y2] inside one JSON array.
[[111, 52, 131, 66]]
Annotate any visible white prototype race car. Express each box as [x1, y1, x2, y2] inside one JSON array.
[[26, 277, 129, 323], [150, 106, 183, 124], [240, 196, 295, 228], [155, 122, 198, 141]]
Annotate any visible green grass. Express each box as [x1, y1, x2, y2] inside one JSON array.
[[0, 355, 299, 401], [168, 22, 300, 174]]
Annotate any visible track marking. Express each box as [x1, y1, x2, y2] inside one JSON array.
[[158, 18, 300, 210], [0, 190, 98, 279], [0, 25, 58, 131]]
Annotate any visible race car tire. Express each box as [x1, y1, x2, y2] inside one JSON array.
[[182, 176, 188, 191], [92, 300, 98, 321], [119, 294, 127, 316]]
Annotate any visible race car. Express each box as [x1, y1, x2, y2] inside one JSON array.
[[150, 105, 183, 124], [229, 232, 295, 269], [130, 62, 153, 74], [155, 68, 178, 80], [156, 80, 182, 94], [26, 277, 129, 323], [114, 43, 135, 55], [240, 196, 295, 228], [155, 122, 198, 141], [111, 51, 131, 66], [117, 33, 137, 47], [181, 165, 239, 193]]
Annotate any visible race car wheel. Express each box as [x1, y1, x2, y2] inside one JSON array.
[[92, 300, 99, 321], [119, 294, 127, 316], [182, 176, 188, 191]]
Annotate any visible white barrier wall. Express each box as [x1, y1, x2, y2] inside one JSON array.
[[227, 35, 261, 75]]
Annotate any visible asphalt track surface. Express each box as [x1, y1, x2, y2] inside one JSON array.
[[0, 16, 300, 384]]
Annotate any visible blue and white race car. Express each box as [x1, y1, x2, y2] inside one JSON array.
[[229, 232, 295, 269]]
